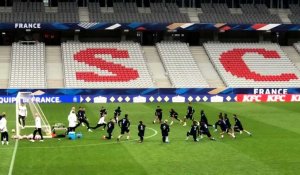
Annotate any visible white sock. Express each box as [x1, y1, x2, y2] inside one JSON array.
[[6, 142, 9, 145], [170, 121, 173, 125], [1, 141, 3, 145], [186, 137, 189, 140], [245, 130, 251, 135], [166, 137, 169, 142], [126, 136, 130, 140]]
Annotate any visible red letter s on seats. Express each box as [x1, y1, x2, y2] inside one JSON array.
[[74, 48, 139, 82]]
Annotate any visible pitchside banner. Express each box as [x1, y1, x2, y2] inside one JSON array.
[[1, 22, 300, 32], [0, 88, 300, 103]]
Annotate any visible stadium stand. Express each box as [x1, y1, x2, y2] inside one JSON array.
[[88, 2, 190, 23], [198, 3, 282, 24], [0, 1, 79, 22], [156, 42, 209, 88], [289, 4, 300, 24], [294, 42, 300, 53], [203, 42, 300, 87], [62, 42, 154, 88], [10, 42, 46, 88]]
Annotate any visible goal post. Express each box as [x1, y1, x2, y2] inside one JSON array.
[[15, 92, 52, 138]]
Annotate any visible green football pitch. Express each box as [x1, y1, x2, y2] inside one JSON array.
[[1, 102, 300, 175]]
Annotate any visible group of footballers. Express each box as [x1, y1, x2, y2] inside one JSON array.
[[65, 103, 252, 143], [2, 102, 252, 145]]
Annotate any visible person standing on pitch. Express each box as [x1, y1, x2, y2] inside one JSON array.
[[169, 108, 182, 125], [30, 113, 44, 142], [117, 114, 131, 141], [68, 110, 77, 133], [90, 110, 107, 131], [0, 112, 9, 145], [114, 106, 121, 123], [153, 106, 163, 124], [160, 120, 170, 143], [103, 119, 115, 140], [138, 121, 146, 143], [233, 114, 252, 136], [18, 103, 27, 129], [75, 107, 92, 132], [200, 110, 213, 127], [186, 120, 199, 142], [199, 121, 215, 141], [183, 103, 195, 126]]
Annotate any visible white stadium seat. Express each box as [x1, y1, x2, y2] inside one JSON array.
[[204, 42, 300, 87], [62, 42, 154, 88], [156, 42, 209, 88], [9, 42, 46, 88]]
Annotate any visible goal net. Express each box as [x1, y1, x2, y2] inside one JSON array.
[[15, 92, 52, 138]]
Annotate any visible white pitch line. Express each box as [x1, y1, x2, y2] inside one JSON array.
[[8, 139, 18, 175], [10, 127, 158, 150]]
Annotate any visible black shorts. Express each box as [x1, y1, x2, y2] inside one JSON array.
[[171, 115, 178, 119], [121, 127, 130, 134], [234, 125, 244, 131], [157, 115, 162, 120], [138, 132, 145, 137], [201, 131, 211, 137], [19, 115, 25, 119], [185, 114, 193, 120]]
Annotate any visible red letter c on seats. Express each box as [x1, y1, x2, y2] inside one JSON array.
[[220, 48, 298, 81]]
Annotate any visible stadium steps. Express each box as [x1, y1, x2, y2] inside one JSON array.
[[189, 46, 225, 88], [45, 7, 57, 13], [180, 8, 200, 23], [142, 46, 172, 88], [281, 46, 300, 70], [270, 9, 292, 24], [79, 7, 89, 22], [0, 46, 10, 88], [46, 46, 64, 88]]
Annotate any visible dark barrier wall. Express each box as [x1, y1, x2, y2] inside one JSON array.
[[3, 22, 300, 32], [0, 88, 300, 103]]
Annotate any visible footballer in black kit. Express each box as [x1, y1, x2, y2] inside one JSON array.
[[75, 107, 91, 131], [160, 120, 170, 143], [138, 121, 146, 143], [200, 110, 213, 127], [100, 106, 107, 118], [114, 106, 121, 123], [224, 113, 235, 138], [186, 121, 199, 142], [117, 114, 131, 141], [169, 108, 182, 125], [199, 121, 215, 140], [215, 113, 235, 138], [103, 119, 115, 140], [233, 114, 252, 136], [153, 106, 163, 124], [183, 103, 195, 126]]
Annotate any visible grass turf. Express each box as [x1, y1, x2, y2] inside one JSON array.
[[1, 102, 300, 175]]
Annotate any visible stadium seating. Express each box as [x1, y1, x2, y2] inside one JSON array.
[[88, 2, 190, 23], [62, 42, 154, 88], [10, 42, 46, 88], [198, 3, 282, 24], [0, 1, 79, 23], [156, 42, 209, 88], [289, 4, 300, 24], [203, 42, 300, 87], [294, 42, 300, 53]]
